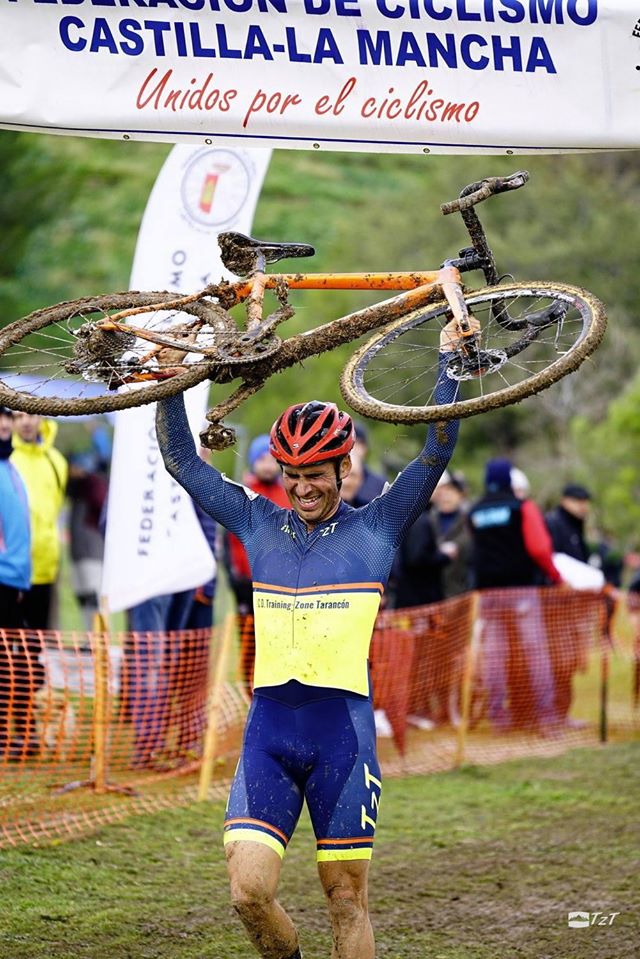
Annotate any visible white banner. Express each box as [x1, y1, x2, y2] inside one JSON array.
[[0, 2, 638, 154], [101, 145, 272, 612]]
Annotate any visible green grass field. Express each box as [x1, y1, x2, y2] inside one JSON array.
[[1, 741, 637, 959]]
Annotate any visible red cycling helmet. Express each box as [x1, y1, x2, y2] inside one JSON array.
[[270, 401, 355, 467]]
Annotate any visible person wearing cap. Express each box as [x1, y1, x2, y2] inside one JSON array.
[[222, 434, 289, 693], [545, 484, 594, 730], [155, 318, 466, 959], [545, 484, 591, 563], [431, 468, 472, 598], [0, 406, 31, 758], [352, 421, 387, 504], [469, 458, 562, 734]]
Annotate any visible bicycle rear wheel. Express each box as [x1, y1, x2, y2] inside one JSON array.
[[340, 282, 606, 423], [0, 291, 218, 416]]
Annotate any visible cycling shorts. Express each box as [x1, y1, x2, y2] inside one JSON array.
[[223, 693, 382, 862]]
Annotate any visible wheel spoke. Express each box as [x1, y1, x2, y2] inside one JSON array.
[[0, 292, 214, 414]]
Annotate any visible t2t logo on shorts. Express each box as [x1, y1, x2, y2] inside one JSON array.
[[361, 763, 382, 831]]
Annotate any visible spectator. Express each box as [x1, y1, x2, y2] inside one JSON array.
[[353, 421, 387, 503], [10, 412, 68, 629], [510, 466, 530, 501], [545, 484, 594, 730], [339, 451, 365, 506], [393, 501, 460, 731], [167, 492, 218, 763], [628, 571, 640, 709], [588, 531, 624, 588], [431, 468, 472, 598], [184, 501, 217, 630], [394, 504, 448, 609], [222, 434, 289, 693], [124, 490, 217, 769], [469, 458, 561, 733], [67, 451, 108, 630], [545, 483, 591, 563], [8, 412, 67, 759], [0, 407, 30, 627], [0, 406, 31, 758]]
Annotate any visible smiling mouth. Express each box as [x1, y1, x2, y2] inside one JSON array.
[[297, 495, 321, 510]]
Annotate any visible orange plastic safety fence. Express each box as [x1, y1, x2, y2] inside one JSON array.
[[0, 625, 238, 849], [1, 588, 638, 848], [372, 587, 638, 776]]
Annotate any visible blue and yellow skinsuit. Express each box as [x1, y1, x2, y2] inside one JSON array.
[[156, 368, 458, 863]]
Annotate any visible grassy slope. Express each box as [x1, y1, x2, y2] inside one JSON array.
[[0, 742, 637, 959]]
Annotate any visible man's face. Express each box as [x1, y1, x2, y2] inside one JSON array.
[[282, 456, 351, 527], [561, 495, 590, 520], [13, 412, 41, 443], [252, 451, 281, 483], [0, 412, 13, 442]]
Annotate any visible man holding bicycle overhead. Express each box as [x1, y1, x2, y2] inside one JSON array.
[[155, 318, 466, 959]]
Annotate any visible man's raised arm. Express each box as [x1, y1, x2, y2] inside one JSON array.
[[156, 394, 277, 538], [365, 316, 474, 546]]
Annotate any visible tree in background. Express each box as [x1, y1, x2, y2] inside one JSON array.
[[573, 371, 640, 553]]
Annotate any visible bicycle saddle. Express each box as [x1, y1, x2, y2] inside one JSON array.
[[218, 232, 315, 276]]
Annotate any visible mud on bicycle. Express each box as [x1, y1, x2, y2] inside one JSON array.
[[0, 171, 606, 450]]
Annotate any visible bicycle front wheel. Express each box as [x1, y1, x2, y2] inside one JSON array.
[[0, 291, 217, 416], [340, 282, 606, 423]]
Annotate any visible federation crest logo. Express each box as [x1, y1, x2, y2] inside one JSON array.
[[180, 149, 251, 230]]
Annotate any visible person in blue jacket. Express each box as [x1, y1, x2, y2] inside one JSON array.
[[0, 405, 31, 756]]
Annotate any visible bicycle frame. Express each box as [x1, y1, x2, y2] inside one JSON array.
[[83, 170, 530, 443], [0, 170, 603, 430], [97, 171, 528, 388], [99, 263, 468, 443]]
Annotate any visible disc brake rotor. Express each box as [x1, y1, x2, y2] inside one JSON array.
[[445, 349, 509, 382]]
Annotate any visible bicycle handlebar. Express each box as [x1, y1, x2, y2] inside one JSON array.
[[440, 170, 530, 216]]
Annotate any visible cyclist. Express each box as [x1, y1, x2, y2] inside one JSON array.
[[155, 319, 465, 959]]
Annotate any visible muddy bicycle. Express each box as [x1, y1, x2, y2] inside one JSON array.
[[0, 171, 606, 450]]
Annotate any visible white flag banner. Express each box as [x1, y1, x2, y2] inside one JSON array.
[[102, 145, 272, 613], [0, 2, 638, 154]]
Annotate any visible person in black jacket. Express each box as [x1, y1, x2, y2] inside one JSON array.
[[545, 484, 591, 562], [545, 483, 593, 729], [394, 504, 449, 609], [469, 459, 561, 733]]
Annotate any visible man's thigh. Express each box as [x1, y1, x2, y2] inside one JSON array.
[[304, 697, 382, 864], [224, 697, 305, 859]]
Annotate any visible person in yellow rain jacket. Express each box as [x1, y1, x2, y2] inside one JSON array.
[[11, 413, 68, 629]]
